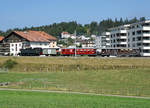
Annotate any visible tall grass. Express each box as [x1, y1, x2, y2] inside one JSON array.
[[0, 57, 150, 72]]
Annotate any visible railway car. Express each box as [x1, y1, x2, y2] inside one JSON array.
[[61, 48, 97, 56], [97, 48, 141, 57], [42, 48, 59, 56], [20, 48, 43, 56]]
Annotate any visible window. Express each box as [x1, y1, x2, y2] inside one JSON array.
[[132, 32, 135, 35], [143, 50, 150, 53], [128, 33, 130, 36]]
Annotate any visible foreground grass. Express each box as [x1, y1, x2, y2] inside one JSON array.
[[0, 90, 150, 108], [0, 68, 150, 97]]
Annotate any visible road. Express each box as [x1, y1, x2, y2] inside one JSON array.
[[0, 88, 150, 100]]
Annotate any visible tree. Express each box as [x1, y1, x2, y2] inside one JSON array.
[[140, 17, 146, 22]]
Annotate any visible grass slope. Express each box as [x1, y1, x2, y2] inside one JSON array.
[[0, 90, 150, 108]]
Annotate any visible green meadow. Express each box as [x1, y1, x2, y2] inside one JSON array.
[[0, 57, 150, 108], [0, 90, 150, 108]]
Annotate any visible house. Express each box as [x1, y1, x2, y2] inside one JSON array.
[[61, 32, 76, 39], [82, 40, 95, 48], [61, 32, 71, 39], [0, 31, 57, 56]]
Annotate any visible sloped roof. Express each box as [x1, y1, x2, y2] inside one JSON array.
[[62, 32, 69, 35], [14, 31, 57, 42], [0, 36, 4, 41]]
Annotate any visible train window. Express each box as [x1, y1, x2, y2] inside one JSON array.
[[62, 49, 65, 52], [67, 49, 69, 51]]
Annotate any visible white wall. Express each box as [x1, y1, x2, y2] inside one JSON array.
[[10, 42, 22, 56], [30, 42, 50, 49]]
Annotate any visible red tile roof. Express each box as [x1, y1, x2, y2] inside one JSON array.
[[14, 31, 57, 42], [0, 36, 4, 41], [62, 32, 69, 35]]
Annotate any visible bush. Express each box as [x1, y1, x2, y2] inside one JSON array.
[[3, 59, 17, 69]]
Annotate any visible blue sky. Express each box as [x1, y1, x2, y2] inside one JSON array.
[[0, 0, 150, 31]]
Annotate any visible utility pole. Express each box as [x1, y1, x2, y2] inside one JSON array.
[[74, 30, 77, 57]]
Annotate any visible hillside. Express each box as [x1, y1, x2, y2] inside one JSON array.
[[0, 17, 146, 38]]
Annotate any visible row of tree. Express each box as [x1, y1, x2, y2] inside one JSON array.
[[0, 17, 146, 38]]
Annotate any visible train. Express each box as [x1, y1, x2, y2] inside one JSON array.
[[19, 47, 141, 57], [19, 48, 59, 56]]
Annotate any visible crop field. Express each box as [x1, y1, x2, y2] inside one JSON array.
[[0, 90, 150, 108]]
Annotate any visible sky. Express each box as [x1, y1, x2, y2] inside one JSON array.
[[0, 0, 150, 31]]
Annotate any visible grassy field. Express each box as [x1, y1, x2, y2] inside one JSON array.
[[1, 57, 150, 72], [0, 57, 150, 97], [0, 90, 150, 108], [0, 66, 150, 96]]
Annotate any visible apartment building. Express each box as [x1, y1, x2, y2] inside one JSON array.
[[101, 20, 150, 56], [95, 32, 110, 49]]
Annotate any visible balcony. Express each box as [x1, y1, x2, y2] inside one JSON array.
[[143, 46, 150, 49], [143, 40, 150, 43], [142, 53, 150, 57], [143, 27, 150, 30]]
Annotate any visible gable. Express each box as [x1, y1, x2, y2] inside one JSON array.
[[2, 32, 28, 43]]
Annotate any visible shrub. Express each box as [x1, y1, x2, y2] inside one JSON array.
[[2, 59, 17, 69]]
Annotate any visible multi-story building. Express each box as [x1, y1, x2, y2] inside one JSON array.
[[82, 40, 95, 48], [95, 32, 110, 49], [0, 31, 57, 56], [100, 20, 150, 56], [109, 24, 130, 49]]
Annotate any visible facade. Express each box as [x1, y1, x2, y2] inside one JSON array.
[[61, 32, 71, 39], [109, 24, 130, 49], [95, 32, 110, 49], [0, 31, 57, 56], [61, 32, 76, 39], [99, 20, 150, 56], [82, 40, 95, 48]]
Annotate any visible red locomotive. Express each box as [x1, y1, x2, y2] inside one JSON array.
[[61, 48, 97, 56]]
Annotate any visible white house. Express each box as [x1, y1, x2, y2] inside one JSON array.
[[61, 32, 71, 39], [2, 31, 57, 56]]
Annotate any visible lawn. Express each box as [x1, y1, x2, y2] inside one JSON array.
[[0, 90, 150, 108]]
